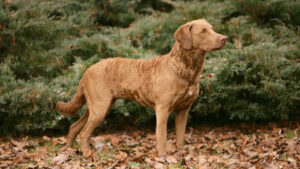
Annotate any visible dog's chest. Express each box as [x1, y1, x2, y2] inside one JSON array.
[[183, 84, 199, 101], [173, 84, 199, 111]]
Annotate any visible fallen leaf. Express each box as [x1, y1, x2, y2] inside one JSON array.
[[184, 153, 193, 161], [126, 141, 139, 147], [107, 160, 119, 169], [10, 137, 28, 151], [42, 136, 50, 141], [50, 166, 61, 169], [34, 146, 48, 160], [13, 151, 28, 165], [204, 131, 216, 141], [0, 160, 13, 168], [115, 151, 127, 162], [94, 142, 106, 151], [246, 151, 259, 159], [287, 157, 296, 168], [109, 135, 121, 147], [166, 156, 177, 164], [146, 133, 155, 140], [52, 154, 69, 165], [154, 162, 166, 169], [145, 158, 154, 167], [155, 156, 166, 163], [198, 155, 207, 166], [52, 137, 66, 147], [26, 164, 38, 169], [132, 151, 144, 161]]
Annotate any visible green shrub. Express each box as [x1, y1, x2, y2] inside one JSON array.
[[192, 43, 300, 121], [0, 0, 75, 79], [93, 0, 136, 27], [93, 0, 174, 27], [230, 0, 300, 26]]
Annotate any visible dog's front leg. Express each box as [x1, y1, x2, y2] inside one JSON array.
[[175, 106, 191, 148], [155, 106, 171, 156]]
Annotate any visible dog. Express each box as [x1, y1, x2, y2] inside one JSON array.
[[56, 19, 227, 158]]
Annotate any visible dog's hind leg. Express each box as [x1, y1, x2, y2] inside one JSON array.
[[66, 108, 89, 147], [79, 96, 113, 158]]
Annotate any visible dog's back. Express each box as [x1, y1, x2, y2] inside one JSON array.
[[84, 57, 162, 108]]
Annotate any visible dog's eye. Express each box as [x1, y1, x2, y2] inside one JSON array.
[[202, 29, 207, 33]]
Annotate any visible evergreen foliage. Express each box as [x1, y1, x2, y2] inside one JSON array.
[[0, 0, 299, 135], [230, 0, 300, 26]]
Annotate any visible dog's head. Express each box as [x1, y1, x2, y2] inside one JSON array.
[[174, 19, 227, 51]]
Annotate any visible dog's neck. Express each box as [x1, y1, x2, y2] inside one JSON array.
[[167, 41, 206, 83]]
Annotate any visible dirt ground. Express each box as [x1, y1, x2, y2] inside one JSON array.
[[1, 121, 299, 169]]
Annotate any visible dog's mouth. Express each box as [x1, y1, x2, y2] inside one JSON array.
[[206, 45, 225, 52], [213, 41, 227, 51], [212, 46, 224, 51]]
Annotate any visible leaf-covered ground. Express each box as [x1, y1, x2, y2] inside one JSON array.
[[1, 121, 300, 169]]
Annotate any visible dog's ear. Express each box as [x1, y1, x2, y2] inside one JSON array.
[[174, 24, 193, 50]]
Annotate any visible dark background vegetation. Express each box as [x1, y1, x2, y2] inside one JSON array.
[[0, 0, 299, 135]]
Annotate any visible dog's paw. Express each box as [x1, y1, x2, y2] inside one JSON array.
[[157, 149, 167, 157], [82, 149, 93, 158], [66, 137, 74, 148], [176, 142, 185, 149]]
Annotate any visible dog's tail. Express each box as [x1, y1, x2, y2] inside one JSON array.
[[56, 78, 85, 116]]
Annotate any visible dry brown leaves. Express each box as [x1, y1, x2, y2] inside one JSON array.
[[0, 121, 300, 168]]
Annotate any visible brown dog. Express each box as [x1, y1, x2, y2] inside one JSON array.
[[56, 19, 227, 158]]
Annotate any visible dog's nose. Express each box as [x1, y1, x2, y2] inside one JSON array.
[[220, 36, 227, 44]]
